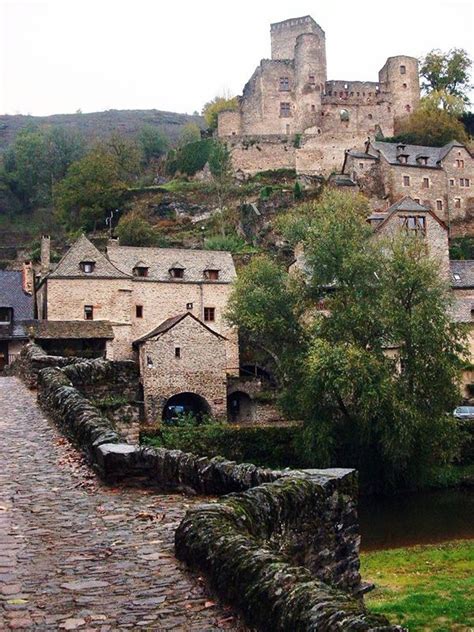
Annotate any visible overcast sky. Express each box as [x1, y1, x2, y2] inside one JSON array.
[[0, 0, 472, 116]]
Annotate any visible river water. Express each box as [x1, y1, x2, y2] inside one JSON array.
[[358, 488, 474, 551]]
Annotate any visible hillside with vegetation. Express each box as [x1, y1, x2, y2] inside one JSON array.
[[0, 108, 204, 150]]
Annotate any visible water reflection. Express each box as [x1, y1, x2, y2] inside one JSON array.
[[359, 488, 474, 551]]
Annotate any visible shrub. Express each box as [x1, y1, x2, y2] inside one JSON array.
[[252, 168, 296, 184], [115, 212, 157, 246], [166, 139, 213, 176], [142, 424, 306, 469], [204, 234, 254, 253]]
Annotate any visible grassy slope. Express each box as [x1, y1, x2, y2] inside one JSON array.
[[361, 540, 474, 631]]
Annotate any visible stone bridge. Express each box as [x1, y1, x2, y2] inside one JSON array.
[[0, 376, 242, 631]]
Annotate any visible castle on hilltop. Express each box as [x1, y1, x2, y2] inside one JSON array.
[[218, 16, 420, 176]]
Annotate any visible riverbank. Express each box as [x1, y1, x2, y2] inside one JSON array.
[[361, 540, 474, 631]]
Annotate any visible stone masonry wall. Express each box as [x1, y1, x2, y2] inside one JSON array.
[[139, 316, 228, 422], [17, 343, 403, 632], [46, 277, 239, 372]]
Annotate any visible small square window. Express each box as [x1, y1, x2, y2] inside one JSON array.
[[205, 269, 219, 280], [136, 305, 143, 318], [400, 65, 406, 74], [133, 266, 149, 277], [403, 175, 410, 187], [0, 307, 12, 323], [175, 347, 181, 358], [414, 198, 421, 204], [186, 302, 193, 310], [450, 178, 455, 186], [80, 261, 95, 273], [84, 305, 93, 320], [204, 307, 215, 322], [170, 267, 184, 279], [280, 102, 291, 117]]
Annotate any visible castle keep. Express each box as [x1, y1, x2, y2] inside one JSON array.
[[218, 15, 420, 176]]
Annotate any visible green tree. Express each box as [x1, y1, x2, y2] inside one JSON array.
[[54, 147, 127, 231], [420, 48, 472, 107], [395, 105, 469, 146], [230, 190, 467, 490], [202, 95, 238, 131], [2, 126, 84, 207], [166, 139, 213, 176], [208, 140, 233, 211], [115, 211, 156, 246], [179, 122, 201, 146], [138, 125, 169, 164], [226, 255, 307, 386], [106, 132, 142, 179]]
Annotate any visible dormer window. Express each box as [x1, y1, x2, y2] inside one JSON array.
[[400, 215, 426, 235], [80, 261, 95, 273], [416, 156, 428, 166], [204, 269, 220, 281], [0, 307, 12, 324], [169, 266, 184, 279], [453, 273, 461, 282], [133, 266, 149, 277], [397, 155, 408, 164]]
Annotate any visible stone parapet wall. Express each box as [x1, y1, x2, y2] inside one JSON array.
[[175, 470, 402, 631], [17, 344, 141, 441], [15, 342, 83, 388], [16, 343, 403, 632]]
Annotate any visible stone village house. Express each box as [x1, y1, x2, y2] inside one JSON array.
[[0, 268, 34, 370], [218, 15, 420, 177], [342, 140, 474, 235], [34, 235, 245, 422]]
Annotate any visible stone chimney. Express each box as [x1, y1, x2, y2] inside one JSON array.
[[22, 261, 34, 295], [40, 235, 51, 276]]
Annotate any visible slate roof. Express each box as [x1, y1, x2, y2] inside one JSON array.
[[346, 150, 377, 160], [49, 235, 129, 279], [133, 312, 227, 346], [31, 320, 114, 340], [450, 261, 474, 288], [0, 271, 34, 320], [108, 245, 236, 283], [369, 140, 467, 169], [328, 174, 357, 187]]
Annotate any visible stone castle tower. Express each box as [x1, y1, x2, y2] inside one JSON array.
[[218, 16, 420, 175]]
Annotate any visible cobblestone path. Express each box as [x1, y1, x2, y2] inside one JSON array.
[[0, 377, 243, 631]]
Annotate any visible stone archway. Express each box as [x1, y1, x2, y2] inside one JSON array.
[[227, 391, 253, 424], [162, 392, 211, 424]]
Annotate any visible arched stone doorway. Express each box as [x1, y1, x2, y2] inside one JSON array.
[[162, 392, 211, 424], [227, 391, 253, 424]]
